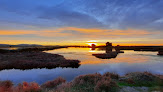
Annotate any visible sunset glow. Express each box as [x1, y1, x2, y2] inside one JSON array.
[[0, 1, 163, 91], [0, 0, 162, 46]]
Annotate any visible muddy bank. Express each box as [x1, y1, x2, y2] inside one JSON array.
[[0, 51, 80, 70]]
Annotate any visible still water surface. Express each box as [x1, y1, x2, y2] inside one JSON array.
[[0, 47, 162, 84]]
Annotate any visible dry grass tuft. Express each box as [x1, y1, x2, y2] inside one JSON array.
[[15, 82, 40, 92], [41, 77, 66, 88], [94, 78, 117, 92], [0, 80, 13, 92], [103, 72, 119, 79]]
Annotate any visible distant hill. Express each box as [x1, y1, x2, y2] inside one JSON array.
[[17, 44, 42, 47], [0, 44, 10, 47], [0, 44, 42, 47]]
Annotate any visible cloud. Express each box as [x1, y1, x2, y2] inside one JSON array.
[[38, 6, 104, 28], [55, 27, 155, 37], [0, 0, 162, 45], [72, 0, 163, 30], [0, 27, 156, 39], [0, 0, 163, 31], [0, 30, 71, 37], [0, 30, 36, 35]]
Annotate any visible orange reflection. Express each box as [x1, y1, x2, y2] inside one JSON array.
[[45, 47, 152, 65]]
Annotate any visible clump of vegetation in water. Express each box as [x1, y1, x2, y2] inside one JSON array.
[[0, 72, 162, 92]]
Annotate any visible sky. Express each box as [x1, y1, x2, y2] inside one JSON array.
[[0, 0, 163, 46]]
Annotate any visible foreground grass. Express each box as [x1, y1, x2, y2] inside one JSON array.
[[0, 72, 162, 92], [118, 72, 163, 87]]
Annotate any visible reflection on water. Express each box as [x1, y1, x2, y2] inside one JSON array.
[[45, 48, 157, 64], [0, 47, 162, 84]]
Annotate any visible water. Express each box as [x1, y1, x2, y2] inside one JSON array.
[[0, 47, 162, 84]]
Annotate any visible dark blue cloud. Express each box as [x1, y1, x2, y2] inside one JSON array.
[[75, 0, 163, 30], [38, 6, 104, 28], [0, 0, 163, 31]]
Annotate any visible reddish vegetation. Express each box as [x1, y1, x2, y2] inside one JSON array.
[[156, 75, 163, 79], [0, 81, 41, 92], [103, 72, 119, 79], [0, 73, 119, 92], [125, 72, 158, 82], [0, 51, 80, 70], [126, 78, 135, 84], [15, 82, 41, 92], [94, 78, 117, 92], [0, 80, 13, 92], [72, 73, 103, 85], [41, 77, 66, 88], [61, 73, 118, 92], [0, 72, 162, 92]]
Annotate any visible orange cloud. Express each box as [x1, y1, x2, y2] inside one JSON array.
[[0, 27, 155, 37], [0, 30, 36, 35], [0, 27, 162, 46], [0, 30, 72, 37], [53, 27, 155, 37]]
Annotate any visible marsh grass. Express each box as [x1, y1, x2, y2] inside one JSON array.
[[0, 72, 162, 92], [0, 51, 80, 70], [118, 72, 163, 87], [67, 73, 118, 92], [41, 77, 66, 88], [148, 86, 163, 92]]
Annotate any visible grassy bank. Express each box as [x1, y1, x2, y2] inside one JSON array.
[[0, 72, 162, 92]]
